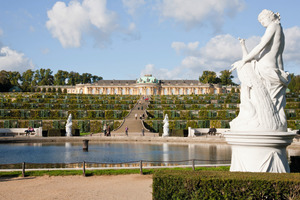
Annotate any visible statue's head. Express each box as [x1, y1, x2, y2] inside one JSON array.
[[258, 9, 280, 27]]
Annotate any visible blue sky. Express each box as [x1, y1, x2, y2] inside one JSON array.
[[0, 0, 300, 81]]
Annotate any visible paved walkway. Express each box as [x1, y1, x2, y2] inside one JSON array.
[[111, 97, 157, 136]]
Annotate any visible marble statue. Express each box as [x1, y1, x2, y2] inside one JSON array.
[[162, 114, 169, 137], [65, 114, 72, 137], [230, 9, 290, 132], [224, 9, 295, 173]]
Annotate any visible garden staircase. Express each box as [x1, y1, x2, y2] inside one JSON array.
[[111, 97, 158, 136]]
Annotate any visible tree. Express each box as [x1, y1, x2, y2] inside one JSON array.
[[199, 71, 218, 84], [288, 74, 300, 93], [0, 70, 12, 92], [21, 69, 34, 92], [54, 70, 69, 85], [8, 71, 21, 87], [92, 75, 103, 83], [82, 73, 92, 84], [68, 71, 81, 85], [219, 70, 234, 85]]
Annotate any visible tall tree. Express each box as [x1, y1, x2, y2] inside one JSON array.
[[54, 70, 69, 85], [8, 71, 21, 87], [21, 69, 34, 91], [199, 71, 218, 84], [0, 70, 12, 92], [92, 75, 103, 83], [35, 68, 54, 86], [68, 71, 81, 85], [288, 74, 300, 93], [219, 70, 234, 85], [82, 73, 92, 84]]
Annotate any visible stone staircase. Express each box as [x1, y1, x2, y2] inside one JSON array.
[[111, 97, 158, 137]]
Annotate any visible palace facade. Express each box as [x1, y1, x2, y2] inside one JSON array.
[[38, 74, 236, 95]]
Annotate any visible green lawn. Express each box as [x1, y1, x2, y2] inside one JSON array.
[[0, 166, 230, 177]]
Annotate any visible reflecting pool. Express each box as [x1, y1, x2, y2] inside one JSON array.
[[0, 142, 232, 165]]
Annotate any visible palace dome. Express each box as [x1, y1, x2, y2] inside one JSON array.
[[137, 74, 159, 84]]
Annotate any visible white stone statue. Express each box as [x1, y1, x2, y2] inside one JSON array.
[[230, 9, 290, 132], [162, 114, 169, 137], [65, 114, 72, 137], [224, 9, 296, 173]]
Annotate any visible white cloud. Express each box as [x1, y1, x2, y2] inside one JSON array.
[[122, 0, 145, 15], [171, 41, 199, 55], [284, 26, 300, 63], [157, 0, 245, 30], [0, 46, 34, 72], [145, 25, 300, 80], [141, 34, 261, 80], [140, 64, 183, 80], [46, 0, 118, 48]]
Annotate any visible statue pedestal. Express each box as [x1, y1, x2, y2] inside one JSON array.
[[224, 132, 296, 173]]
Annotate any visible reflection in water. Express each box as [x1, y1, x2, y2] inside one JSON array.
[[162, 143, 169, 163], [65, 142, 72, 162]]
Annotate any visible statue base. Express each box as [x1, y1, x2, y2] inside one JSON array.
[[223, 131, 296, 173]]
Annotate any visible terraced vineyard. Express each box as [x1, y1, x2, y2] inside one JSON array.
[[144, 93, 300, 134], [0, 92, 299, 135], [0, 93, 139, 133]]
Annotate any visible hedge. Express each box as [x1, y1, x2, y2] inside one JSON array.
[[153, 170, 300, 200]]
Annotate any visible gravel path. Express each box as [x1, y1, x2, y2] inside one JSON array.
[[0, 174, 152, 200]]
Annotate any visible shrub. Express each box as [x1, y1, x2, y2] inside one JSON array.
[[153, 170, 300, 200]]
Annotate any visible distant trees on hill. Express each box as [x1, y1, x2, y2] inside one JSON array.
[[0, 69, 103, 92], [199, 70, 235, 85], [288, 74, 300, 93]]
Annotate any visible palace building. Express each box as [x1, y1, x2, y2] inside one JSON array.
[[38, 74, 234, 95]]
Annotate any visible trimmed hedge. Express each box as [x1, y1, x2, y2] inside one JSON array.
[[153, 170, 300, 200]]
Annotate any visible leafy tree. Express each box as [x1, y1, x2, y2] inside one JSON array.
[[82, 73, 92, 84], [33, 69, 54, 86], [8, 71, 21, 87], [68, 71, 82, 85], [54, 70, 69, 85], [288, 74, 300, 93], [219, 70, 234, 85], [21, 69, 34, 91], [199, 71, 218, 84], [92, 75, 103, 83], [0, 70, 12, 92]]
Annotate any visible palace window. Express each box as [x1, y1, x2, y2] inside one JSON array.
[[179, 88, 183, 95]]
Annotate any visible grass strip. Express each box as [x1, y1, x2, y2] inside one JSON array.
[[0, 166, 230, 177]]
